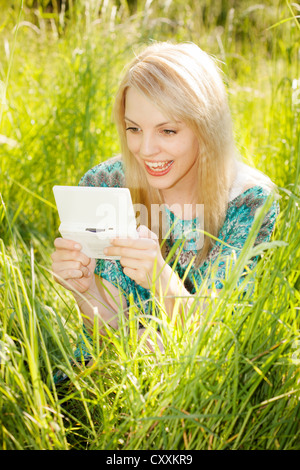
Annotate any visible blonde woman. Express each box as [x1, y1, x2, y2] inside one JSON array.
[[51, 42, 279, 371]]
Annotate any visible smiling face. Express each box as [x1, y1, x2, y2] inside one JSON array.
[[124, 87, 199, 206]]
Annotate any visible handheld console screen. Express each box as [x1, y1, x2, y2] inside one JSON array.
[[53, 185, 138, 260]]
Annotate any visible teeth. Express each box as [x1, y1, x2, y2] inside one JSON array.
[[146, 160, 173, 170]]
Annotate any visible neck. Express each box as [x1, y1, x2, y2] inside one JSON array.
[[161, 193, 199, 220]]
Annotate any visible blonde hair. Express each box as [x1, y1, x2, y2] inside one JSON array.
[[113, 41, 237, 266]]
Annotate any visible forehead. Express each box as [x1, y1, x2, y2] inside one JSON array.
[[124, 87, 170, 123]]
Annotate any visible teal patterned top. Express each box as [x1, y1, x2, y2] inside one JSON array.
[[53, 156, 279, 384], [78, 156, 279, 309]]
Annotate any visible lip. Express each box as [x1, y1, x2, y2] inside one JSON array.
[[144, 160, 174, 176]]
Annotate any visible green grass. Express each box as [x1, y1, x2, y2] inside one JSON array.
[[0, 0, 300, 450]]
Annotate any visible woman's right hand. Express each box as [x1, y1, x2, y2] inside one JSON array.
[[51, 238, 96, 294]]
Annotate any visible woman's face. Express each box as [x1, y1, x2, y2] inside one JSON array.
[[124, 87, 199, 205]]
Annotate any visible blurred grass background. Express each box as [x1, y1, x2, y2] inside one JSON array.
[[0, 0, 299, 450]]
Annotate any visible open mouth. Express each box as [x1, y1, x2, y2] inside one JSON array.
[[144, 160, 174, 175]]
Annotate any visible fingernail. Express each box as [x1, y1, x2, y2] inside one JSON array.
[[74, 244, 81, 249]]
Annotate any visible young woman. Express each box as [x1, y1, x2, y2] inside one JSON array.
[[51, 42, 279, 357]]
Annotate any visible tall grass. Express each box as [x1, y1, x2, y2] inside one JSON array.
[[0, 0, 299, 449]]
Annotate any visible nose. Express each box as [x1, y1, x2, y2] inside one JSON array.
[[140, 132, 160, 158]]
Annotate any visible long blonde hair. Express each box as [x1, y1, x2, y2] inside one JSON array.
[[113, 41, 237, 266]]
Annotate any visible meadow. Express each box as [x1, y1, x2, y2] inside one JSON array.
[[0, 0, 300, 450]]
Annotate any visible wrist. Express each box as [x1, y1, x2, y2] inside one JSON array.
[[156, 263, 188, 297], [155, 262, 194, 322], [72, 280, 99, 308]]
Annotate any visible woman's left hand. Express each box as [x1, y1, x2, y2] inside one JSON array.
[[104, 225, 165, 289]]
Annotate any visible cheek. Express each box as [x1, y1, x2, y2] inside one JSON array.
[[172, 142, 198, 163], [176, 132, 199, 162], [185, 140, 199, 163], [168, 133, 198, 160], [126, 135, 139, 154]]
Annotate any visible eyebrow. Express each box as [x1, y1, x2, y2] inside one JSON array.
[[124, 117, 181, 128]]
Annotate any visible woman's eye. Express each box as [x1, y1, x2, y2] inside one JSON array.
[[163, 129, 176, 135], [126, 127, 140, 133]]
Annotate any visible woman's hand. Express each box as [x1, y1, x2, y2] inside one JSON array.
[[104, 225, 191, 320], [51, 238, 96, 294], [104, 225, 165, 290]]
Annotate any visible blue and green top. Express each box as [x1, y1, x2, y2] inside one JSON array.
[[78, 155, 279, 307], [54, 155, 279, 383]]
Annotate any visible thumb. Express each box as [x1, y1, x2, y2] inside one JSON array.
[[137, 225, 158, 240]]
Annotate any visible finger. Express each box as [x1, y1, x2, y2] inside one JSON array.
[[104, 245, 158, 260], [53, 268, 85, 282], [52, 261, 91, 278], [51, 248, 91, 266], [119, 257, 154, 272], [123, 266, 152, 287], [54, 238, 82, 251], [137, 225, 158, 240], [122, 266, 138, 280], [110, 237, 157, 250]]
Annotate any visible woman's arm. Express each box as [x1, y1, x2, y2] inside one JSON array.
[[104, 225, 212, 322], [51, 238, 127, 335], [72, 275, 128, 334], [155, 262, 199, 318]]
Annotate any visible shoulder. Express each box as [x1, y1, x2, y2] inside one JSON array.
[[228, 160, 279, 208], [221, 177, 280, 249], [228, 186, 280, 227], [223, 161, 280, 235], [78, 155, 125, 188]]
